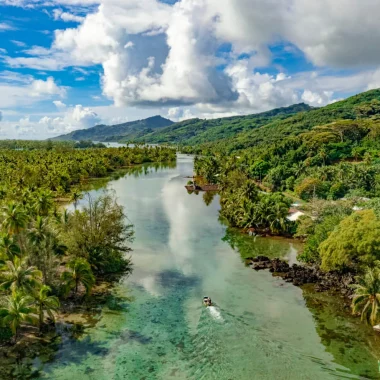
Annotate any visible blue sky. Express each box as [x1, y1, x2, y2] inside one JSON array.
[[1, 0, 380, 139]]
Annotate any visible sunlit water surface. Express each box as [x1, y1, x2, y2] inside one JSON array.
[[31, 155, 380, 379]]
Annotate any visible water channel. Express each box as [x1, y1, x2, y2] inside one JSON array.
[[26, 155, 380, 379]]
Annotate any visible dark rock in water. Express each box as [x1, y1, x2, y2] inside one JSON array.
[[251, 256, 355, 301], [271, 258, 290, 273], [252, 256, 270, 262], [252, 261, 272, 270]]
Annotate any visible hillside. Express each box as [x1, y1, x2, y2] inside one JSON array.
[[134, 103, 313, 145], [135, 89, 380, 155], [52, 115, 173, 142]]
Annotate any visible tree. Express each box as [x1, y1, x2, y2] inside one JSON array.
[[0, 233, 21, 261], [351, 267, 380, 326], [295, 177, 328, 201], [70, 189, 82, 211], [0, 292, 37, 341], [1, 203, 28, 236], [61, 258, 95, 296], [33, 190, 54, 216], [27, 216, 49, 246], [64, 193, 134, 274], [33, 285, 60, 331], [0, 257, 42, 293], [319, 210, 380, 271]]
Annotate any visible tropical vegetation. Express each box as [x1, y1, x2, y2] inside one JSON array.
[[0, 144, 174, 343]]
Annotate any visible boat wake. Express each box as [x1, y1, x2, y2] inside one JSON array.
[[207, 306, 224, 322]]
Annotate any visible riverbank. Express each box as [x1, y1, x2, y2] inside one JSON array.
[[246, 256, 355, 304], [2, 154, 380, 379]]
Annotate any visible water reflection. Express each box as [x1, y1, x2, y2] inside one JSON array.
[[222, 227, 302, 262]]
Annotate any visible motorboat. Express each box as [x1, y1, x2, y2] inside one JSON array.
[[203, 296, 212, 306]]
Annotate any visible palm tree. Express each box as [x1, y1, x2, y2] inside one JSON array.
[[319, 147, 327, 166], [70, 190, 82, 211], [1, 203, 28, 236], [61, 258, 95, 297], [0, 292, 38, 342], [33, 190, 54, 216], [0, 233, 21, 261], [351, 267, 380, 326], [27, 216, 50, 246], [33, 285, 60, 331], [0, 257, 42, 293]]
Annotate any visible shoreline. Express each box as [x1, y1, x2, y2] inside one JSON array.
[[246, 256, 355, 305]]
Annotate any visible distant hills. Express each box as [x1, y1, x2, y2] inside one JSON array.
[[135, 89, 380, 154], [133, 103, 313, 146], [52, 89, 380, 153], [52, 115, 174, 142]]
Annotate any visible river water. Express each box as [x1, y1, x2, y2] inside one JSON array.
[[31, 155, 380, 379]]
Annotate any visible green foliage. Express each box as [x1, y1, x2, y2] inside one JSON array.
[[33, 285, 60, 331], [74, 140, 106, 149], [296, 200, 354, 264], [53, 115, 173, 142], [320, 210, 380, 271], [219, 171, 292, 234], [0, 258, 42, 293], [135, 103, 312, 146], [0, 292, 38, 339], [351, 266, 380, 325], [0, 146, 176, 198], [61, 258, 95, 297], [0, 145, 168, 342], [295, 178, 328, 201], [64, 193, 134, 274]]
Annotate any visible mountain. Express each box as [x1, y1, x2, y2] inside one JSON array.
[[52, 115, 174, 142], [135, 89, 380, 154], [133, 103, 313, 145]]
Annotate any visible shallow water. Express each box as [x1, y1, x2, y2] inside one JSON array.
[[28, 155, 380, 379]]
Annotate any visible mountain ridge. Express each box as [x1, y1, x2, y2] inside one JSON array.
[[52, 115, 174, 142]]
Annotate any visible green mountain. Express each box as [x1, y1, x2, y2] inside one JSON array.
[[52, 115, 174, 142], [134, 103, 313, 145], [134, 89, 380, 154]]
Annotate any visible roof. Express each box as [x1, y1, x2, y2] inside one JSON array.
[[287, 211, 305, 221]]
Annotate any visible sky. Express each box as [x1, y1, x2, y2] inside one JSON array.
[[1, 0, 380, 139]]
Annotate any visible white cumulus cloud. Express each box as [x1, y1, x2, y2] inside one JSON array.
[[53, 9, 85, 23], [39, 104, 100, 133], [4, 0, 380, 116]]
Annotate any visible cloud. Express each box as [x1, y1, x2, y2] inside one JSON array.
[[11, 40, 27, 47], [1, 0, 99, 8], [30, 76, 66, 97], [39, 104, 100, 133], [4, 0, 380, 116], [167, 107, 194, 121], [0, 22, 16, 31], [53, 9, 85, 23], [53, 100, 67, 109], [0, 111, 2, 122], [0, 75, 67, 108]]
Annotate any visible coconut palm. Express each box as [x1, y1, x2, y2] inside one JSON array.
[[61, 258, 95, 297], [33, 285, 60, 331], [0, 292, 38, 341], [351, 267, 380, 326], [70, 190, 82, 211], [0, 233, 21, 261], [27, 216, 50, 246], [33, 190, 54, 217], [0, 257, 42, 293], [1, 203, 28, 236]]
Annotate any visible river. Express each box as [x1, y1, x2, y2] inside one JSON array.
[[26, 155, 380, 379]]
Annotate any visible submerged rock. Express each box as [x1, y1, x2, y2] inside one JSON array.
[[250, 256, 354, 300]]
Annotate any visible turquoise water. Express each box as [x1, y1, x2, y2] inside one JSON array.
[[31, 155, 380, 379]]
